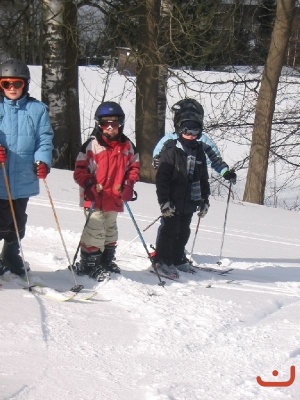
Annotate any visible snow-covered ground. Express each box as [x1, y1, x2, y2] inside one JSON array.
[[1, 168, 300, 400], [1, 66, 300, 400]]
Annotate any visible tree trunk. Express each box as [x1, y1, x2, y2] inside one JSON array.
[[243, 0, 296, 204], [42, 0, 68, 169], [64, 0, 81, 170], [135, 0, 161, 183], [42, 0, 81, 170], [157, 65, 168, 140]]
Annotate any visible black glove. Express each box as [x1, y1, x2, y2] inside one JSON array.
[[223, 170, 236, 185], [160, 201, 176, 217], [197, 200, 210, 218]]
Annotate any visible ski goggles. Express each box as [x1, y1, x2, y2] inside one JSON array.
[[99, 121, 120, 130], [181, 127, 201, 136], [0, 79, 25, 90]]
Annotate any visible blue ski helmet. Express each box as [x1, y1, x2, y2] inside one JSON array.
[[95, 101, 125, 126]]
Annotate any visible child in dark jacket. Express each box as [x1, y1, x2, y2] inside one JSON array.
[[74, 101, 139, 281], [155, 116, 210, 279]]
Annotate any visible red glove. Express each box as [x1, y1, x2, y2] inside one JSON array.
[[34, 161, 49, 179], [84, 185, 99, 202], [121, 180, 134, 202], [0, 145, 7, 163]]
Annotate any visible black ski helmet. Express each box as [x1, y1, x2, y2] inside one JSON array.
[[0, 58, 30, 95], [171, 98, 204, 135], [0, 58, 30, 80]]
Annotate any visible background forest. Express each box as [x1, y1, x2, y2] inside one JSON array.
[[0, 0, 300, 209]]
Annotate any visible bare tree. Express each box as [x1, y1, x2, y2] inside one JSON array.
[[135, 0, 161, 183], [42, 0, 70, 168], [42, 0, 97, 169], [243, 0, 296, 204]]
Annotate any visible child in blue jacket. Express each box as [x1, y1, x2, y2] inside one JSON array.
[[0, 58, 53, 276]]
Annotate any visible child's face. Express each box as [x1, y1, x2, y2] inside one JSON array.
[[100, 116, 120, 139], [0, 79, 25, 100]]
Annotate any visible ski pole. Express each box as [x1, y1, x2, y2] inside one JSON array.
[[142, 215, 161, 232], [1, 162, 30, 287], [189, 215, 201, 264], [70, 201, 95, 269], [217, 181, 232, 265], [119, 214, 161, 253], [43, 178, 83, 293], [124, 202, 166, 287]]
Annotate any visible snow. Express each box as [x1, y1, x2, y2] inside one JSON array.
[[1, 169, 300, 400], [1, 67, 300, 399]]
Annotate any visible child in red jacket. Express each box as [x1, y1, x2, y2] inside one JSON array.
[[74, 101, 139, 281]]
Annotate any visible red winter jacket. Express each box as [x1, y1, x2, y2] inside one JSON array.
[[74, 132, 140, 211]]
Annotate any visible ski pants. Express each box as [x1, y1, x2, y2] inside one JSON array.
[[0, 198, 29, 243], [155, 212, 193, 266], [80, 209, 118, 252]]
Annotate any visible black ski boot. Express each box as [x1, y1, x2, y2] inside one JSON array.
[[89, 264, 110, 282], [0, 258, 9, 276], [74, 248, 102, 276], [1, 241, 28, 276], [101, 244, 121, 274]]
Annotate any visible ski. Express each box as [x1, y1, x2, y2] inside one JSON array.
[[73, 290, 98, 301], [72, 276, 110, 301], [149, 269, 179, 281], [27, 284, 78, 301], [1, 273, 100, 302], [193, 265, 233, 275], [204, 279, 300, 297]]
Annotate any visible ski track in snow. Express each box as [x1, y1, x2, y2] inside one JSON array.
[[28, 196, 300, 250]]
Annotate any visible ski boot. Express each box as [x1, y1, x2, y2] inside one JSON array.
[[1, 241, 29, 276], [174, 254, 194, 273], [73, 248, 102, 276], [156, 261, 179, 279], [89, 264, 110, 282], [101, 244, 121, 274], [0, 258, 9, 276]]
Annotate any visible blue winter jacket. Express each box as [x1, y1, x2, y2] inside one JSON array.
[[0, 95, 53, 200], [153, 132, 229, 175]]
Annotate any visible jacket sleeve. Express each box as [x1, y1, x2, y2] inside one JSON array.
[[200, 133, 229, 175], [155, 142, 176, 205], [152, 132, 177, 157], [199, 148, 210, 202], [123, 141, 140, 185], [34, 104, 54, 168], [73, 138, 96, 189]]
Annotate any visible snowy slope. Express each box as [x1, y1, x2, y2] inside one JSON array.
[[1, 168, 300, 400]]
